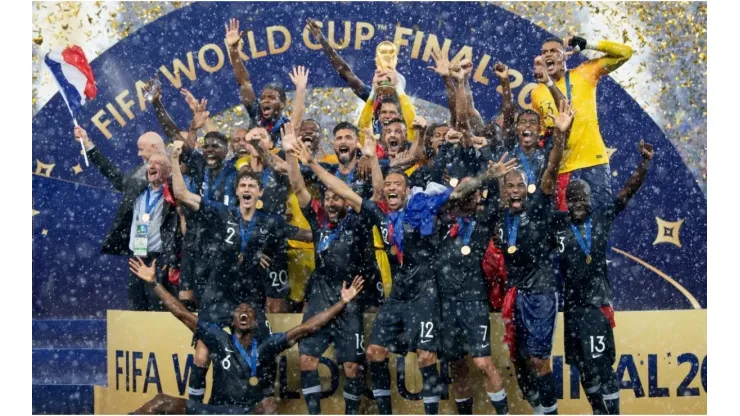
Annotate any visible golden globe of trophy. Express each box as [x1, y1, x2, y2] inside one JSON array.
[[375, 41, 398, 95]]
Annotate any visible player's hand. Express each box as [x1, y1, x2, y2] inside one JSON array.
[[493, 62, 509, 82], [144, 77, 161, 102], [341, 275, 365, 304], [128, 257, 156, 283], [564, 35, 587, 55], [460, 58, 473, 78], [412, 116, 427, 130], [639, 140, 654, 161], [180, 88, 198, 113], [190, 99, 210, 130], [548, 100, 576, 133], [372, 69, 398, 89], [291, 137, 314, 164], [472, 136, 488, 150], [170, 140, 184, 162], [427, 49, 451, 77], [533, 56, 551, 84], [445, 128, 462, 145], [449, 61, 464, 82], [361, 127, 377, 158], [307, 19, 324, 41], [488, 152, 518, 179], [357, 156, 372, 181], [74, 125, 94, 150], [225, 18, 242, 48], [281, 122, 297, 154], [289, 66, 309, 90], [259, 253, 272, 269]]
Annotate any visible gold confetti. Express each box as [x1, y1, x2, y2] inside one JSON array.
[[33, 209, 40, 217], [72, 164, 83, 175], [41, 229, 48, 236]]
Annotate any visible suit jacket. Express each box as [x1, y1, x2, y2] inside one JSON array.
[[87, 147, 180, 267]]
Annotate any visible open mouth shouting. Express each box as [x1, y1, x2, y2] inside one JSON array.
[[545, 58, 556, 74], [510, 195, 524, 211], [260, 103, 274, 119], [386, 192, 400, 205], [521, 130, 535, 146]]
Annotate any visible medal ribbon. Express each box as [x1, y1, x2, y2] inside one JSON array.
[[387, 210, 405, 263], [516, 146, 536, 185], [232, 335, 258, 379], [565, 70, 572, 102], [318, 214, 352, 253], [143, 186, 164, 216], [456, 217, 477, 247], [203, 166, 228, 201], [239, 212, 262, 255], [261, 167, 271, 189], [569, 217, 592, 258], [505, 212, 520, 248]]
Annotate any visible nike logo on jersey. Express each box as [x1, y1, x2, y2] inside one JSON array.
[[592, 353, 603, 359], [227, 221, 238, 226], [225, 348, 234, 353], [481, 343, 490, 348], [420, 339, 432, 344]]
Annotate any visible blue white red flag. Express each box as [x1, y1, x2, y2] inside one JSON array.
[[44, 45, 97, 118]]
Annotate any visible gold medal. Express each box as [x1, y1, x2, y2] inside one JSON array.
[[249, 376, 259, 386], [449, 178, 459, 187], [237, 253, 244, 265], [482, 189, 489, 198], [507, 245, 517, 254], [527, 184, 536, 194], [390, 246, 397, 255], [585, 255, 592, 264], [256, 200, 263, 209], [461, 245, 471, 256], [141, 213, 150, 223]]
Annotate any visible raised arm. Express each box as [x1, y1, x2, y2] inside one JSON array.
[[615, 140, 653, 212], [169, 141, 203, 211], [493, 62, 518, 151], [540, 100, 573, 195], [307, 19, 368, 99], [292, 138, 363, 213], [145, 80, 182, 143], [282, 123, 312, 208], [361, 128, 385, 201], [288, 66, 309, 131], [74, 126, 126, 192], [128, 257, 198, 332], [428, 49, 457, 126], [225, 18, 257, 109], [566, 35, 634, 77], [449, 152, 517, 201], [285, 276, 364, 345], [533, 56, 568, 112], [460, 59, 484, 133]]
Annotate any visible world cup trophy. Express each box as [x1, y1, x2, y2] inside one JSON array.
[[375, 40, 399, 95]]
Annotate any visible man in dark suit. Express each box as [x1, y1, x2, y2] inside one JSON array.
[[74, 126, 180, 311]]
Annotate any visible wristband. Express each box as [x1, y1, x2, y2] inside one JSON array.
[[546, 79, 554, 87], [147, 280, 159, 288]]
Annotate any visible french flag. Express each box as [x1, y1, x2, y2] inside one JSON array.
[[44, 45, 97, 118]]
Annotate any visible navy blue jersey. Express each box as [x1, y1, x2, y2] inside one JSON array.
[[301, 200, 375, 310], [497, 190, 558, 293], [304, 162, 375, 201], [255, 155, 290, 217], [199, 198, 299, 306], [361, 187, 451, 301], [553, 200, 622, 310], [436, 182, 500, 301], [196, 320, 290, 407]]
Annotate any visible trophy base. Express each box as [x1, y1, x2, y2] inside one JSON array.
[[377, 82, 396, 96]]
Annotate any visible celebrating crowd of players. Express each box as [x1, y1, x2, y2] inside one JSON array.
[[73, 18, 653, 415]]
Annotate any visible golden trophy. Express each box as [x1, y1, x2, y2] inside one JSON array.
[[375, 41, 399, 95]]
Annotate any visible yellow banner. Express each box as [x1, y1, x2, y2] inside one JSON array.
[[96, 310, 706, 414]]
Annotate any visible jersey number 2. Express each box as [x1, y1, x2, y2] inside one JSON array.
[[225, 227, 237, 245]]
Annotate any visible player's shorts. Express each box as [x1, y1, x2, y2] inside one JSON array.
[[299, 300, 365, 363], [261, 258, 290, 299], [564, 307, 616, 368], [179, 248, 211, 298], [185, 399, 253, 415], [369, 295, 440, 354], [514, 291, 558, 359], [287, 247, 314, 303], [555, 164, 612, 212], [440, 299, 492, 360]]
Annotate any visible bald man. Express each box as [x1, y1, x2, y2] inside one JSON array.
[[132, 132, 167, 181]]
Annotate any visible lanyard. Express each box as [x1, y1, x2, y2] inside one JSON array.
[[203, 166, 228, 201], [232, 335, 258, 378], [565, 71, 572, 102], [570, 218, 592, 257], [318, 214, 351, 252], [143, 187, 163, 215], [505, 211, 519, 248], [516, 146, 536, 184], [387, 210, 405, 260], [456, 217, 477, 246], [261, 167, 271, 188], [239, 212, 261, 254]]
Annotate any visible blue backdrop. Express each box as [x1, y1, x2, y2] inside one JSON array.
[[32, 2, 706, 317]]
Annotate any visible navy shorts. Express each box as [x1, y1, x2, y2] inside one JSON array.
[[514, 291, 557, 359], [185, 399, 253, 415], [261, 262, 290, 299], [299, 301, 364, 363], [179, 248, 210, 297], [369, 296, 440, 354], [564, 308, 616, 367], [440, 299, 492, 360]]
